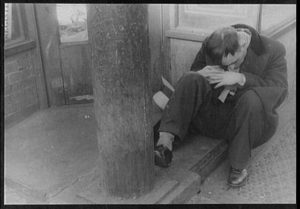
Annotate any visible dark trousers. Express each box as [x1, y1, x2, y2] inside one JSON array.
[[158, 72, 265, 169]]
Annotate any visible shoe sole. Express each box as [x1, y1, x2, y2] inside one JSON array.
[[227, 176, 248, 188]]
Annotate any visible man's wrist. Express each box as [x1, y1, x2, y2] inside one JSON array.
[[238, 73, 246, 86]]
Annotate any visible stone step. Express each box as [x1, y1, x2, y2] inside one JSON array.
[[159, 138, 227, 204], [190, 139, 228, 183], [76, 135, 228, 204]]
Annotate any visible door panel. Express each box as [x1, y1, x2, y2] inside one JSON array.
[[35, 4, 93, 106], [170, 39, 202, 84], [56, 4, 93, 104], [60, 44, 93, 104], [35, 4, 66, 106]]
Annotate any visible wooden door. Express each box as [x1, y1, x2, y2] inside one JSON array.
[[34, 4, 93, 106]]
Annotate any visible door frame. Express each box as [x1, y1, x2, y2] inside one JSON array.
[[34, 4, 67, 106]]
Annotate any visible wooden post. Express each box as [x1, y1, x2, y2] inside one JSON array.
[[87, 4, 154, 198]]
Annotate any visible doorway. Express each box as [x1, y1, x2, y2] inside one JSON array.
[[35, 4, 93, 106]]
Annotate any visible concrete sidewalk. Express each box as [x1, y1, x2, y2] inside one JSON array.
[[4, 103, 226, 204], [4, 104, 99, 204], [188, 99, 296, 204], [4, 97, 296, 204]]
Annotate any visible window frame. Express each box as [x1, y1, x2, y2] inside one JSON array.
[[165, 4, 296, 42], [56, 4, 89, 46], [258, 4, 296, 38], [4, 4, 36, 57]]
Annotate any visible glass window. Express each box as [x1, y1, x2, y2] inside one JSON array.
[[261, 4, 296, 32], [4, 3, 25, 45], [177, 4, 260, 34], [56, 4, 88, 43]]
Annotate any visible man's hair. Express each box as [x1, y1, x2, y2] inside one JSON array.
[[205, 27, 239, 65]]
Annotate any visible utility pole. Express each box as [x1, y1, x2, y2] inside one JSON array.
[[87, 4, 154, 198]]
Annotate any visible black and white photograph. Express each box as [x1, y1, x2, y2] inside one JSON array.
[[3, 3, 296, 205]]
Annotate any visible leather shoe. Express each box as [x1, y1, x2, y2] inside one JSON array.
[[228, 167, 248, 187], [154, 145, 173, 168]]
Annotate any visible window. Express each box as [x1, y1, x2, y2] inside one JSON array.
[[178, 4, 259, 31], [166, 4, 260, 42], [56, 4, 88, 43], [4, 3, 26, 45], [166, 4, 296, 42], [260, 4, 296, 32], [4, 3, 36, 57]]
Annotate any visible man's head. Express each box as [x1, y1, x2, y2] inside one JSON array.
[[205, 26, 251, 70]]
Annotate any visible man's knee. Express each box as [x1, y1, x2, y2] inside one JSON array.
[[180, 71, 208, 85], [237, 90, 263, 113]]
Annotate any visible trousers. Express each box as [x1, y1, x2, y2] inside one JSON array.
[[158, 72, 265, 169]]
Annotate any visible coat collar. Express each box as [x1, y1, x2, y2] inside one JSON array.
[[240, 44, 269, 75], [232, 24, 266, 56]]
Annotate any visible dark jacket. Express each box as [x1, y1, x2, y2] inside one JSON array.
[[190, 24, 288, 144]]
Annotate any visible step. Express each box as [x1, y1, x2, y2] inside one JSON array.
[[77, 135, 227, 204]]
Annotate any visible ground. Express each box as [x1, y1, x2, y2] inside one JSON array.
[[188, 117, 296, 204], [4, 99, 296, 204]]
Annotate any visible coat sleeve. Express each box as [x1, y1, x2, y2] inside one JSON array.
[[241, 42, 288, 90], [190, 42, 207, 72]]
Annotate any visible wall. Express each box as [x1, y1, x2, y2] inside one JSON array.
[[148, 4, 296, 130], [5, 52, 38, 123], [169, 39, 202, 83], [5, 4, 295, 126], [274, 27, 296, 130], [4, 4, 47, 127], [276, 28, 296, 105], [148, 5, 169, 94], [149, 5, 296, 87], [162, 4, 260, 85], [169, 28, 296, 91]]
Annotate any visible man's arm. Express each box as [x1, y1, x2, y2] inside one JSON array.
[[240, 42, 288, 89]]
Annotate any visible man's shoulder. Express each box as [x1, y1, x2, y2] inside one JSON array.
[[260, 36, 286, 56]]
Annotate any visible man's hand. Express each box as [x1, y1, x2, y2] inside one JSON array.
[[208, 71, 244, 88], [197, 65, 224, 79]]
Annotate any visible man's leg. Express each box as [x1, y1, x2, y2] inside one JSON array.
[[158, 72, 213, 141], [155, 72, 213, 167], [224, 90, 265, 186]]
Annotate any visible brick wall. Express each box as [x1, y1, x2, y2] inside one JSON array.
[[4, 51, 40, 125]]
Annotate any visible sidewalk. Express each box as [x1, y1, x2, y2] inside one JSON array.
[[4, 103, 225, 204], [4, 98, 296, 204], [188, 101, 296, 204]]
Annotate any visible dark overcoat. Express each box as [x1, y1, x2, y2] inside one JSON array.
[[190, 24, 288, 144]]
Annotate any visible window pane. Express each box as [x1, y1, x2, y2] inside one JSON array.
[[261, 4, 296, 32], [56, 4, 88, 43], [178, 4, 260, 33], [5, 3, 22, 43]]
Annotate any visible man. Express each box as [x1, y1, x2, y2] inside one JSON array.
[[154, 24, 288, 187]]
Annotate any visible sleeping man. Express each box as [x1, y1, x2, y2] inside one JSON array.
[[154, 24, 288, 187]]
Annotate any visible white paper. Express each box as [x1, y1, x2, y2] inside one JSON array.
[[161, 76, 175, 92], [153, 91, 169, 110]]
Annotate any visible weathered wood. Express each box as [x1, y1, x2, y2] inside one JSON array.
[[87, 4, 154, 198], [34, 4, 65, 106], [148, 4, 164, 93], [60, 44, 93, 104]]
